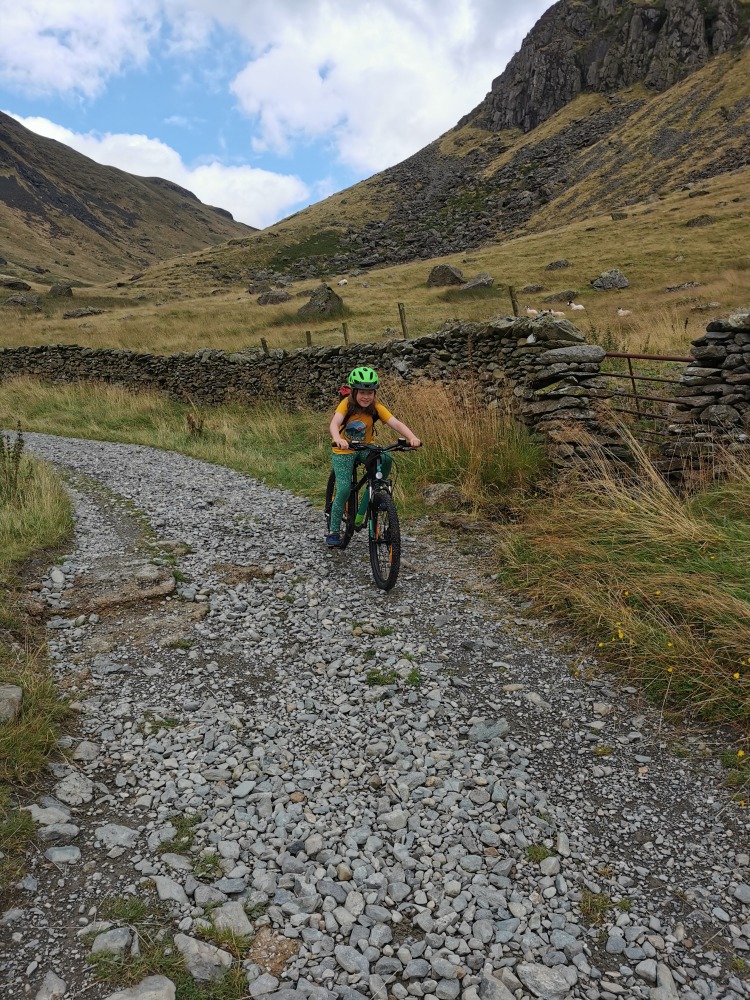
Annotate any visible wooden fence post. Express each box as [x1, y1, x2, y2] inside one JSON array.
[[342, 322, 349, 345], [398, 302, 409, 340], [305, 330, 312, 347], [509, 285, 519, 317], [260, 337, 269, 356]]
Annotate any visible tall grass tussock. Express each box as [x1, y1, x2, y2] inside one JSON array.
[[498, 427, 750, 736]]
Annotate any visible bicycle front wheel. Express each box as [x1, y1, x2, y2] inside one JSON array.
[[325, 470, 356, 550], [368, 491, 401, 590]]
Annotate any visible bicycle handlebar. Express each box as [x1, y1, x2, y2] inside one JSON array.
[[337, 439, 422, 453]]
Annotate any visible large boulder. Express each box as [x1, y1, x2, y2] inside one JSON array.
[[0, 278, 30, 290], [48, 283, 73, 298], [298, 284, 344, 319], [427, 264, 464, 287], [3, 293, 41, 309], [591, 268, 629, 290], [257, 290, 292, 305]]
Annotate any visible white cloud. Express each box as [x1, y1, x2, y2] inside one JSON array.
[[225, 0, 554, 172], [0, 0, 159, 98], [0, 1, 556, 204], [8, 114, 309, 229]]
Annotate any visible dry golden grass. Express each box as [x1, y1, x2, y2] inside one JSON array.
[[497, 430, 750, 730], [2, 163, 747, 358]]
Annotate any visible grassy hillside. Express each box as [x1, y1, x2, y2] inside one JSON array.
[[0, 112, 255, 286], [115, 48, 750, 294], [1, 163, 747, 358]]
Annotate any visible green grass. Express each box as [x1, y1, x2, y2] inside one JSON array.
[[194, 852, 224, 881], [579, 890, 613, 925], [525, 844, 553, 863], [366, 666, 397, 686], [406, 668, 423, 687], [157, 813, 201, 855], [90, 890, 254, 999], [0, 431, 73, 891]]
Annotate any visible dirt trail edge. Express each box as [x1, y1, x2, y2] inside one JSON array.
[[2, 433, 748, 1000]]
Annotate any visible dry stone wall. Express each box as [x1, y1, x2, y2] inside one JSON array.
[[4, 313, 749, 468], [662, 309, 750, 465], [0, 315, 626, 464]]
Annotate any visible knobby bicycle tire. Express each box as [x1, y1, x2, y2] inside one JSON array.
[[368, 491, 401, 590], [325, 470, 356, 550]]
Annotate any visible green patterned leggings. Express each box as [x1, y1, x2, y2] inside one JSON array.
[[329, 451, 392, 533]]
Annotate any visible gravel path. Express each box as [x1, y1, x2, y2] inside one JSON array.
[[2, 433, 749, 1000]]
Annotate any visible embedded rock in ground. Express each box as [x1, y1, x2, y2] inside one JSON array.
[[0, 683, 23, 722], [95, 823, 139, 848], [517, 962, 577, 998], [298, 284, 344, 319], [53, 771, 94, 805], [542, 289, 577, 303], [257, 290, 292, 305], [104, 977, 176, 1000], [591, 268, 629, 290], [91, 927, 133, 956], [174, 933, 232, 981], [427, 264, 464, 287], [34, 971, 67, 1000], [63, 307, 104, 319], [422, 483, 462, 508], [460, 272, 494, 291], [47, 283, 73, 297], [211, 900, 253, 936], [545, 259, 572, 271], [4, 293, 41, 308], [0, 277, 31, 290]]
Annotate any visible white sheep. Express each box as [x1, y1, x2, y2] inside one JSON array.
[[616, 307, 632, 317], [337, 278, 348, 286], [551, 310, 565, 317], [568, 300, 585, 311], [525, 307, 538, 316]]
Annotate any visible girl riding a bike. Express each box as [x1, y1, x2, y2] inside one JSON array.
[[327, 366, 420, 547]]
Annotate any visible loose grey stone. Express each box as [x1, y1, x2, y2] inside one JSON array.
[[34, 971, 67, 1000], [92, 927, 133, 956], [0, 684, 23, 722], [53, 772, 94, 805], [96, 823, 139, 848], [174, 933, 232, 981], [104, 976, 176, 1000], [517, 962, 577, 998], [153, 876, 190, 907], [212, 901, 253, 936]]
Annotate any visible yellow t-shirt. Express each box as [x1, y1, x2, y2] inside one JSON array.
[[332, 400, 394, 454]]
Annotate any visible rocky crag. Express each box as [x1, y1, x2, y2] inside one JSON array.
[[218, 0, 750, 284]]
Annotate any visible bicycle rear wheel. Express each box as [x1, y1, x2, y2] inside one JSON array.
[[325, 470, 356, 550], [368, 491, 401, 590]]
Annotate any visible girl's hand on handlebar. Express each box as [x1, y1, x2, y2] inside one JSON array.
[[333, 437, 350, 449], [408, 437, 421, 448]]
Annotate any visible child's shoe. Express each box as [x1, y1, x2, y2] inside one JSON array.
[[326, 533, 341, 547], [354, 513, 365, 529]]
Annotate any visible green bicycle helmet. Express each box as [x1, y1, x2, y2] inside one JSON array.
[[347, 366, 379, 388]]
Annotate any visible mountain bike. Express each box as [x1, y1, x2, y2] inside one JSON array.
[[324, 440, 420, 591]]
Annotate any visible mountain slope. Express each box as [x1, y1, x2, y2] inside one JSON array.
[[137, 54, 749, 292], [0, 112, 256, 284]]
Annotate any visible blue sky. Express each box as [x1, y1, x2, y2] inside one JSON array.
[[0, 1, 553, 229]]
